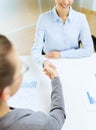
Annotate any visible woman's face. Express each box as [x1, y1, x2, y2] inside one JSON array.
[[55, 0, 74, 11]]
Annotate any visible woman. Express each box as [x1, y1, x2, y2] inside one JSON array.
[[31, 0, 94, 67], [0, 35, 66, 130]]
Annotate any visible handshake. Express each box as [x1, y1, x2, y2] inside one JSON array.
[[43, 61, 58, 79]]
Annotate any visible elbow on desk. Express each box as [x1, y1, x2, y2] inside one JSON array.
[[86, 47, 94, 56], [82, 45, 94, 57]]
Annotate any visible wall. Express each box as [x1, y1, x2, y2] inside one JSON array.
[[73, 0, 96, 11], [92, 0, 96, 11], [81, 0, 93, 10]]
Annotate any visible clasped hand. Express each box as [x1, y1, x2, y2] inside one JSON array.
[[43, 61, 58, 79], [45, 51, 61, 59]]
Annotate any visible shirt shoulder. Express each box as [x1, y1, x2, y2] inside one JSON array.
[[0, 108, 48, 130], [71, 9, 86, 19], [37, 9, 53, 29], [69, 8, 87, 24], [39, 10, 52, 22]]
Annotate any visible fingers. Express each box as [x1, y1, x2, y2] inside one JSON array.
[[45, 53, 55, 59], [43, 60, 56, 69], [45, 51, 61, 59], [44, 65, 58, 79], [45, 54, 54, 59], [44, 69, 51, 78], [49, 62, 56, 69], [43, 60, 58, 79]]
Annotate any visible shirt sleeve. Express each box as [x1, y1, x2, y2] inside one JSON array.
[[45, 77, 66, 130], [60, 15, 94, 58], [31, 15, 47, 66]]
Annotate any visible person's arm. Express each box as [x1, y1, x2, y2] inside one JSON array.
[[44, 66, 66, 130], [31, 15, 47, 66], [45, 15, 94, 59], [31, 15, 56, 68], [60, 15, 94, 58]]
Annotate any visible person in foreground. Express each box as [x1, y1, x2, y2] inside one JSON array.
[[0, 35, 66, 130], [31, 0, 94, 68]]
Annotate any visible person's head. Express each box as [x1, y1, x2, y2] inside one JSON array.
[[0, 35, 23, 104], [55, 0, 74, 11]]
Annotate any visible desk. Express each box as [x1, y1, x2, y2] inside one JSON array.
[[8, 54, 96, 130]]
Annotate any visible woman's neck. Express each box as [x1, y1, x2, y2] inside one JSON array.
[[56, 7, 70, 23], [0, 102, 10, 118]]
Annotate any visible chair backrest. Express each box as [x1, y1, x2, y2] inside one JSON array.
[[91, 35, 96, 52], [78, 35, 96, 52]]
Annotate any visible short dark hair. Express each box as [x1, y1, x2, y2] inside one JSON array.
[[0, 35, 15, 92]]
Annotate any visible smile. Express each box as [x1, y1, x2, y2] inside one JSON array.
[[60, 3, 69, 8]]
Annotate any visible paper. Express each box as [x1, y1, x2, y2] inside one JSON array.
[[8, 77, 43, 111], [82, 74, 96, 111], [8, 56, 51, 113]]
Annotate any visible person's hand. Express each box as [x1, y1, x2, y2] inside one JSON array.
[[45, 51, 61, 59], [44, 65, 58, 79], [43, 60, 56, 69], [43, 62, 58, 79]]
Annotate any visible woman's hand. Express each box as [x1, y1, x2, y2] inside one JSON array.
[[45, 51, 61, 59], [43, 61, 58, 79], [43, 60, 56, 69]]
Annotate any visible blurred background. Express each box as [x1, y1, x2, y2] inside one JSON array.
[[0, 0, 96, 55]]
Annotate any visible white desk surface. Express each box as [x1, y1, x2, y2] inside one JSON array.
[[8, 54, 96, 130]]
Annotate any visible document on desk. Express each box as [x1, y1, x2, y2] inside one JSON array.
[[8, 76, 43, 111], [82, 74, 96, 111], [8, 56, 51, 113]]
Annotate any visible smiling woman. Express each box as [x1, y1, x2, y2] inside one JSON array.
[[0, 0, 95, 56], [55, 0, 74, 22], [31, 0, 94, 68]]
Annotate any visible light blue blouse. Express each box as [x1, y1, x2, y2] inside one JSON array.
[[31, 7, 94, 65]]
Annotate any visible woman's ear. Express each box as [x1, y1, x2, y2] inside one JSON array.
[[0, 87, 11, 102]]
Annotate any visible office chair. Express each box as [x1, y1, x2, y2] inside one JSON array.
[[79, 35, 96, 52], [91, 35, 96, 52]]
